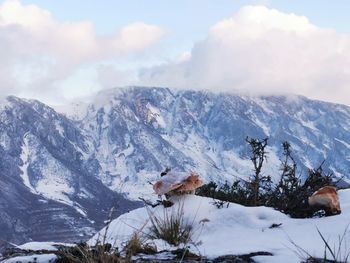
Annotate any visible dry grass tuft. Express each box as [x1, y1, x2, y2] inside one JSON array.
[[56, 242, 124, 263], [147, 202, 194, 246]]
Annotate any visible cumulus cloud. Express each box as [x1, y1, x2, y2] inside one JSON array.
[[139, 5, 350, 105], [0, 0, 164, 102]]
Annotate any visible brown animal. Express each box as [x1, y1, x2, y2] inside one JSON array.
[[153, 172, 203, 197], [175, 174, 203, 195], [308, 186, 341, 216]]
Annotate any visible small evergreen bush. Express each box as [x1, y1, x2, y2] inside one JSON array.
[[197, 180, 250, 206], [198, 139, 336, 218]]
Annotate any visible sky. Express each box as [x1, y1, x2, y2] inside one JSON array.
[[1, 0, 350, 105]]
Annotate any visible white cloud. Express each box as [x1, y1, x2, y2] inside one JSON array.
[[0, 0, 164, 102], [97, 64, 136, 90], [139, 5, 350, 105]]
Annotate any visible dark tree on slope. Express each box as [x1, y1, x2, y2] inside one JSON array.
[[198, 138, 337, 218], [300, 162, 335, 216], [303, 161, 334, 192], [279, 142, 298, 188], [294, 162, 335, 218], [271, 143, 336, 218], [245, 136, 272, 206], [270, 142, 302, 215]]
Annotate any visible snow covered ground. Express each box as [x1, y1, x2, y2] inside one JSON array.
[[90, 190, 350, 263], [3, 190, 350, 263], [0, 242, 76, 263], [2, 254, 57, 263]]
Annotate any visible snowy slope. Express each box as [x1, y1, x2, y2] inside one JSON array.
[[0, 96, 140, 246], [90, 190, 350, 263]]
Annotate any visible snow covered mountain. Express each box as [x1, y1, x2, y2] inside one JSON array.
[[0, 96, 139, 247], [1, 86, 350, 245], [74, 86, 350, 199]]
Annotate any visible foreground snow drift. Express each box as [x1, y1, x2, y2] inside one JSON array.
[[90, 190, 350, 263], [2, 254, 56, 263], [0, 242, 76, 263]]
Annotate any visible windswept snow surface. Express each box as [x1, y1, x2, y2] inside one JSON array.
[[90, 190, 350, 263], [0, 242, 75, 263], [2, 254, 56, 263], [16, 241, 75, 251]]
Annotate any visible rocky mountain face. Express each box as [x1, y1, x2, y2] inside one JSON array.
[[0, 96, 140, 247], [76, 87, 350, 199], [1, 86, 350, 245]]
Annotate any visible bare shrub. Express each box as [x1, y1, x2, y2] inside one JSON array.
[[290, 226, 350, 263], [123, 232, 157, 260], [56, 242, 123, 263]]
